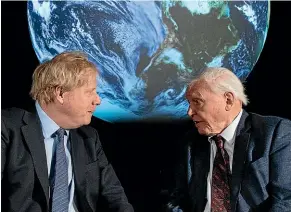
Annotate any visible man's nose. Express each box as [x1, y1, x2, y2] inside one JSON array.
[[187, 107, 195, 117], [93, 93, 101, 105]]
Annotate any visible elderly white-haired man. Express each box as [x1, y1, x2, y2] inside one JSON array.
[[165, 67, 291, 212]]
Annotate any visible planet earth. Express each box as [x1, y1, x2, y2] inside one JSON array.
[[27, 0, 270, 122]]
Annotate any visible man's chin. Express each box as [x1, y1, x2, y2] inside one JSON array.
[[78, 118, 92, 127], [84, 118, 92, 125], [197, 128, 211, 136]]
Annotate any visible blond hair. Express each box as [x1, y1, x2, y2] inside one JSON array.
[[30, 51, 97, 105], [186, 67, 249, 105]]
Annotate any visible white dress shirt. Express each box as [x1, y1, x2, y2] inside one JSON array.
[[204, 109, 243, 212]]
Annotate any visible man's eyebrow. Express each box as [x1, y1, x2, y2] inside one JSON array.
[[86, 88, 96, 92], [191, 92, 203, 98]]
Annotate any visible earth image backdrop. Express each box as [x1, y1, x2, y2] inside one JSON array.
[[27, 0, 270, 122]]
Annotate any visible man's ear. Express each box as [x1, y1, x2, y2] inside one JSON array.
[[224, 92, 234, 111], [54, 86, 64, 104]]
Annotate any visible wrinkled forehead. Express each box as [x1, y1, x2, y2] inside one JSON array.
[[186, 80, 210, 99], [186, 88, 202, 100]]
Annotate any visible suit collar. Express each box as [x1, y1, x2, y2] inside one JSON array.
[[35, 102, 70, 138], [21, 110, 50, 209], [35, 102, 59, 139], [230, 110, 251, 211], [220, 109, 243, 144], [235, 109, 251, 137]]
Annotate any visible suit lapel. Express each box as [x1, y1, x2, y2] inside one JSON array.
[[189, 135, 210, 212], [70, 129, 93, 212], [21, 111, 50, 209], [231, 110, 251, 212]]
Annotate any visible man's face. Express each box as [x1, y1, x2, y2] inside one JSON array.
[[62, 71, 101, 128], [186, 81, 229, 136]]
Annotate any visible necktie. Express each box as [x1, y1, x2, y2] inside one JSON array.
[[51, 128, 69, 212], [211, 135, 231, 212]]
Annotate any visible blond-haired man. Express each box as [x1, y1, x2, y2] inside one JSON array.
[[2, 52, 134, 212], [166, 67, 291, 212]]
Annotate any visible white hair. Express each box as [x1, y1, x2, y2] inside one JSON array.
[[187, 67, 249, 106]]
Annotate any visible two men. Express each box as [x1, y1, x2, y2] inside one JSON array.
[[1, 52, 134, 212], [166, 67, 291, 212], [2, 52, 291, 212]]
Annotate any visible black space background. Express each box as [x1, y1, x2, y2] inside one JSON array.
[[2, 1, 291, 211]]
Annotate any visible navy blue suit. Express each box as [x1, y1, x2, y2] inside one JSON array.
[[166, 110, 291, 212], [1, 108, 134, 212]]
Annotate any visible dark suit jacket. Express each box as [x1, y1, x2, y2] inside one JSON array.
[[166, 110, 291, 212], [1, 108, 134, 212]]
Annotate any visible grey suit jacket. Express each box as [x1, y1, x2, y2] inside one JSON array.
[[1, 107, 134, 212], [166, 110, 291, 212]]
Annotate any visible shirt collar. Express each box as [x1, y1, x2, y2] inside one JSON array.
[[208, 109, 243, 144], [35, 102, 69, 139]]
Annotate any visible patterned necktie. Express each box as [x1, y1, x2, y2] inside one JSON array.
[[211, 135, 231, 212], [51, 128, 69, 212]]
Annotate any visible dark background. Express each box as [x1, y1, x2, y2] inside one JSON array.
[[2, 1, 291, 211]]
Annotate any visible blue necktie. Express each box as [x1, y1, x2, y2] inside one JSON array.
[[51, 128, 69, 212]]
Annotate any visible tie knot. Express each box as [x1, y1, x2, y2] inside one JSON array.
[[55, 128, 65, 138], [212, 135, 224, 149]]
